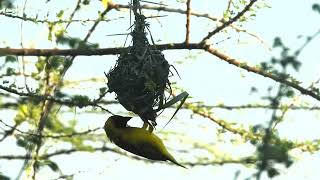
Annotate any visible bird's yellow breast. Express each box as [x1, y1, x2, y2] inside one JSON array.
[[104, 116, 186, 168], [105, 122, 170, 160]]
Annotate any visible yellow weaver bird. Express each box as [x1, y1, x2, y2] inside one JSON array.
[[104, 115, 186, 168]]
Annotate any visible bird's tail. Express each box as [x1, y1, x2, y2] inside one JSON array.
[[168, 154, 187, 169]]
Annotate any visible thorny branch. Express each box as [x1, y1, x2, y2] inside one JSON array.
[[0, 145, 257, 167], [0, 12, 122, 24], [0, 84, 109, 109], [0, 146, 125, 160], [1, 43, 319, 102], [188, 103, 320, 111], [0, 119, 101, 139], [181, 95, 320, 152]]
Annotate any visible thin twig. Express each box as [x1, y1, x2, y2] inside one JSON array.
[[190, 103, 320, 111], [0, 123, 18, 142], [185, 0, 191, 44], [109, 3, 269, 48], [66, 0, 82, 29], [16, 1, 29, 179], [0, 119, 101, 139], [295, 28, 320, 57], [0, 84, 113, 112], [83, 5, 113, 42], [200, 0, 258, 43], [0, 12, 122, 24], [227, 0, 233, 12]]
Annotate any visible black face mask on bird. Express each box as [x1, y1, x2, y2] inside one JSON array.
[[104, 115, 186, 168]]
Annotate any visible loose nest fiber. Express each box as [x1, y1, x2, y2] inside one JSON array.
[[106, 13, 171, 125]]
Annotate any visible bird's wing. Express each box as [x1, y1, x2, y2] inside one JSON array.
[[121, 128, 168, 160]]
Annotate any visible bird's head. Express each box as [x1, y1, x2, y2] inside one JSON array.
[[104, 115, 132, 130], [104, 115, 133, 143]]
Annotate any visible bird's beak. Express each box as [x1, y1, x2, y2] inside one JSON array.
[[120, 116, 132, 122]]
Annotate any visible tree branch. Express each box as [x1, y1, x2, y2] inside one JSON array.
[[0, 119, 101, 139], [203, 44, 320, 101], [185, 0, 191, 44], [1, 43, 319, 102]]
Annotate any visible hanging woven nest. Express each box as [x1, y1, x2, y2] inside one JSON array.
[[106, 2, 170, 126]]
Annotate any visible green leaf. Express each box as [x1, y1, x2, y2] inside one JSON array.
[[83, 0, 90, 5], [312, 4, 320, 14], [5, 55, 17, 63], [44, 160, 60, 172], [159, 91, 189, 129], [273, 37, 283, 48], [16, 135, 36, 150], [56, 10, 64, 19], [47, 56, 64, 70], [6, 67, 15, 75], [35, 58, 46, 72], [0, 173, 10, 180], [267, 167, 280, 178], [99, 87, 107, 95], [16, 138, 28, 148], [0, 0, 14, 9], [71, 95, 90, 108]]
